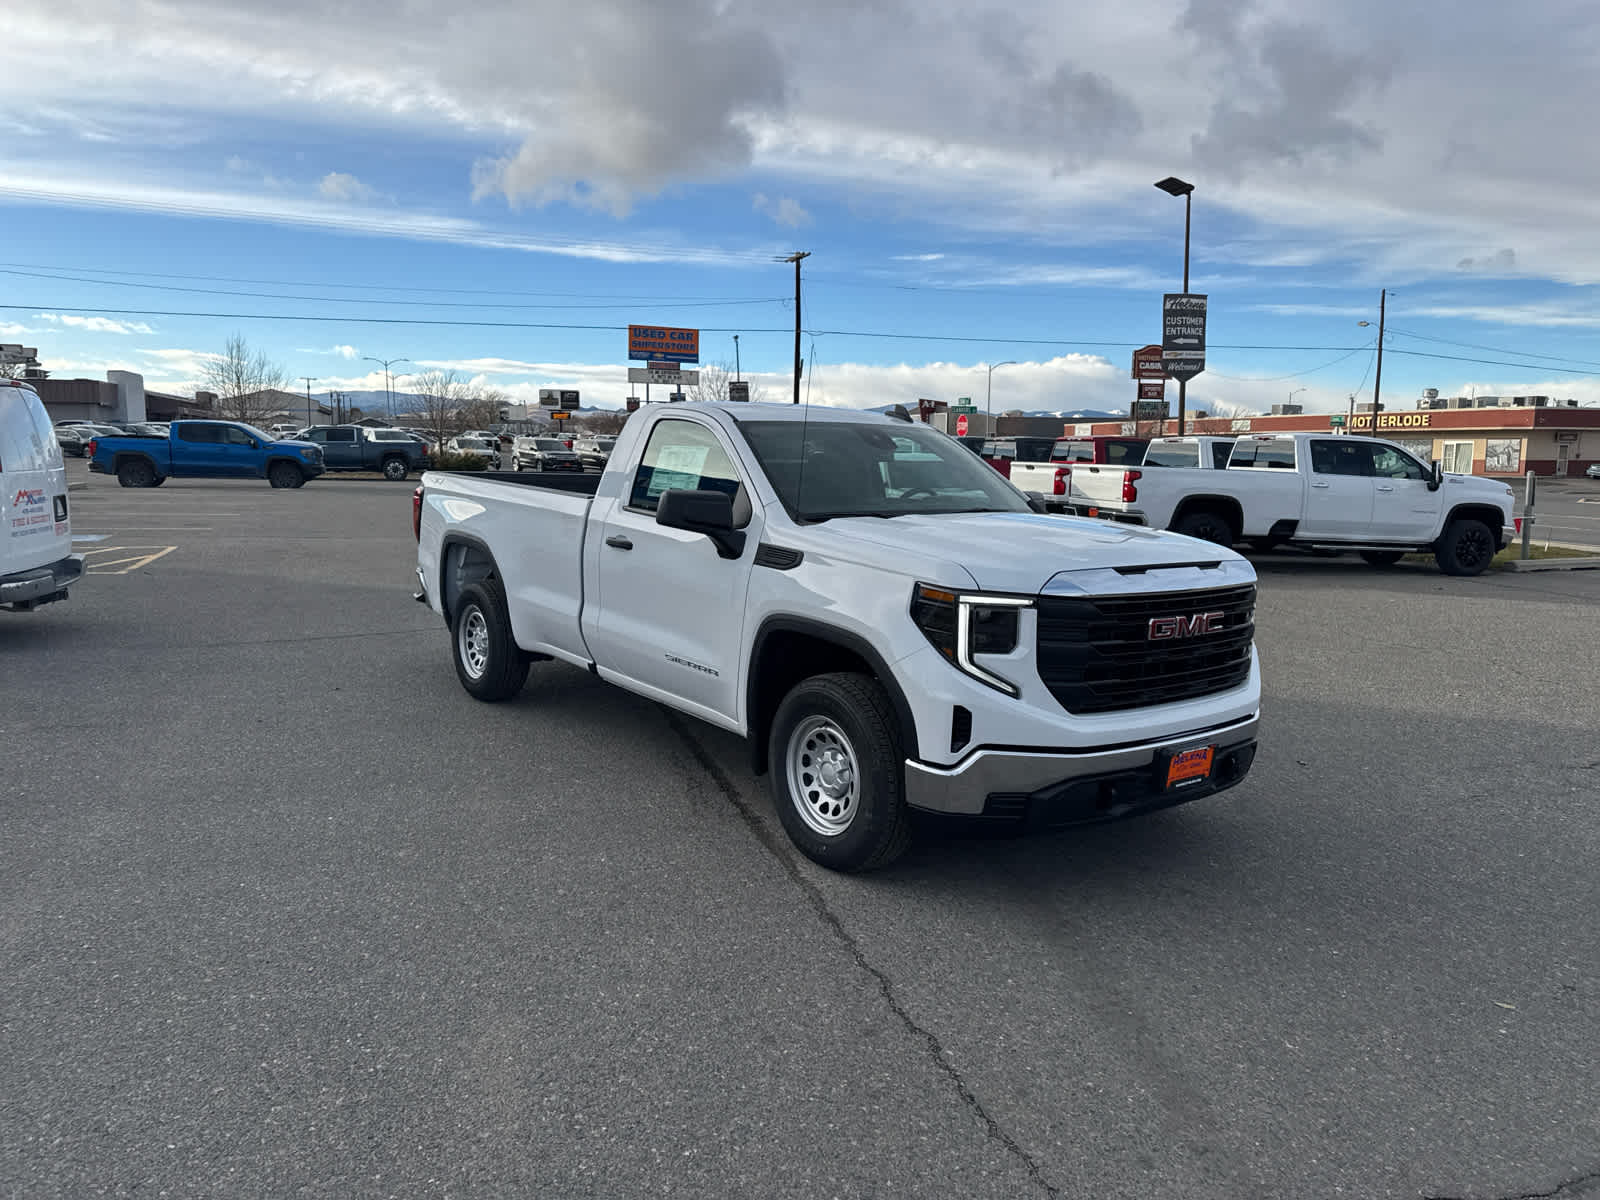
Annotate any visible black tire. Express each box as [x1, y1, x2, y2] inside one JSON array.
[[382, 457, 409, 482], [268, 461, 302, 489], [1171, 508, 1236, 547], [1359, 550, 1405, 567], [451, 581, 530, 701], [116, 458, 157, 488], [1435, 518, 1496, 577], [150, 476, 166, 487], [767, 672, 911, 872], [1247, 537, 1281, 553]]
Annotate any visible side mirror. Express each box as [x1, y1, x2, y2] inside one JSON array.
[[1428, 461, 1443, 491], [656, 489, 746, 560]]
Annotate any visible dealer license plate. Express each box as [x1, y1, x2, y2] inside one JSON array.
[[1164, 746, 1215, 790]]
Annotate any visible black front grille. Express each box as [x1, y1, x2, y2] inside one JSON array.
[[1035, 583, 1255, 714]]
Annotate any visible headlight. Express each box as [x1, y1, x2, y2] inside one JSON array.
[[911, 583, 1032, 696]]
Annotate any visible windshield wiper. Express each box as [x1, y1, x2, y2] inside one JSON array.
[[800, 510, 896, 522]]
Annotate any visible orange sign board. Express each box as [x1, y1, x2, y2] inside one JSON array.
[[628, 325, 699, 364]]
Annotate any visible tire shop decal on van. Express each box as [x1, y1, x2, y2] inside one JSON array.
[[9, 488, 50, 538]]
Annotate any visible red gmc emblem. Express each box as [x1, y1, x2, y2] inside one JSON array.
[[1148, 611, 1225, 640]]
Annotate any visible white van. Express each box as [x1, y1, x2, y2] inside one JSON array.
[[1, 380, 85, 611]]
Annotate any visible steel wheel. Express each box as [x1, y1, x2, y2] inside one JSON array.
[[457, 604, 490, 680], [786, 715, 861, 837]]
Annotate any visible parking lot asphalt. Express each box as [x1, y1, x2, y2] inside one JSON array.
[[1512, 476, 1600, 549], [4, 464, 1598, 1199]]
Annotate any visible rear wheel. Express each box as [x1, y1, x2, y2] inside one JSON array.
[[451, 581, 530, 701], [382, 457, 408, 482], [768, 673, 911, 872], [1359, 550, 1405, 567], [1435, 518, 1495, 576], [1172, 508, 1236, 547], [116, 458, 157, 488], [268, 461, 303, 489]]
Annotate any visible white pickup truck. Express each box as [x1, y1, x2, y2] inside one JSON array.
[[1010, 436, 1234, 511], [1057, 432, 1517, 576], [414, 403, 1262, 871]]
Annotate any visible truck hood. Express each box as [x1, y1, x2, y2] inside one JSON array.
[[820, 511, 1245, 593]]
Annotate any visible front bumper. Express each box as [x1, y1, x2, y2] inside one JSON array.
[[902, 714, 1258, 820], [2, 553, 86, 610], [1501, 524, 1517, 549]]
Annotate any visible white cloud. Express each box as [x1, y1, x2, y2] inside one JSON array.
[[753, 192, 812, 228], [319, 171, 377, 202], [0, 322, 38, 336], [36, 313, 154, 334]]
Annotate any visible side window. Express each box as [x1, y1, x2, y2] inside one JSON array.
[[327, 428, 357, 443], [1105, 441, 1142, 464], [1258, 439, 1297, 469], [1144, 443, 1198, 468], [304, 429, 328, 444], [1311, 439, 1371, 477], [1229, 441, 1256, 468], [1370, 445, 1426, 480], [1210, 442, 1234, 469], [629, 420, 743, 518], [178, 424, 219, 444], [224, 426, 255, 446]]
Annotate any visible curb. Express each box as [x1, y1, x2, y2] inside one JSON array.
[[1502, 556, 1600, 572]]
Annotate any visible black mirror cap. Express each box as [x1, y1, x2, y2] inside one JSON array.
[[656, 488, 736, 532], [1428, 461, 1444, 491]]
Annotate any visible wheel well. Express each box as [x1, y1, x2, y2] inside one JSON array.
[[439, 537, 499, 623], [746, 623, 918, 776], [113, 451, 157, 473], [265, 456, 301, 474], [1444, 504, 1506, 543], [1171, 496, 1242, 538]]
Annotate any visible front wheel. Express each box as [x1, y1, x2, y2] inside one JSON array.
[[268, 461, 303, 489], [768, 673, 911, 872], [382, 457, 408, 482], [1359, 550, 1406, 567], [451, 581, 530, 701], [1435, 518, 1495, 576]]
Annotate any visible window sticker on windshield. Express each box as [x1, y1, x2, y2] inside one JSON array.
[[648, 444, 710, 496]]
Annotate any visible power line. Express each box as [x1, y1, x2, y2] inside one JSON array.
[[0, 267, 789, 311], [1386, 325, 1600, 372], [0, 259, 779, 302], [1205, 341, 1373, 382]]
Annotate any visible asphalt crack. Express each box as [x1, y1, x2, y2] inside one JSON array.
[[1424, 1166, 1600, 1200], [663, 710, 1062, 1199]]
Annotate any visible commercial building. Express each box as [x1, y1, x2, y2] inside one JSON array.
[[27, 370, 214, 424], [1077, 404, 1600, 478]]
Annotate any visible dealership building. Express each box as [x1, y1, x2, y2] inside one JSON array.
[[1074, 397, 1600, 478]]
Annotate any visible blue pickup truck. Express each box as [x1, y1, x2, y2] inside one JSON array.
[[88, 420, 326, 488]]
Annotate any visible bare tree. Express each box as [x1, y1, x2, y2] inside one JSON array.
[[200, 333, 291, 423], [574, 411, 628, 435], [399, 369, 478, 447], [689, 361, 768, 405], [0, 363, 21, 380]]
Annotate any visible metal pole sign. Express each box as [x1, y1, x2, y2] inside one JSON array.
[[628, 367, 699, 386], [728, 380, 750, 402], [1161, 294, 1207, 381]]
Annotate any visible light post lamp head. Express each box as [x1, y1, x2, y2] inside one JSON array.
[[1154, 176, 1194, 197]]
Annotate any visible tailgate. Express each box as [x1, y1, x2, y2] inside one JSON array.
[[1066, 465, 1131, 504]]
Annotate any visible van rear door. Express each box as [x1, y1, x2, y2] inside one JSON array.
[[1, 385, 73, 572]]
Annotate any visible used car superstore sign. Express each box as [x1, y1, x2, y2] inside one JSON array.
[[628, 325, 699, 364]]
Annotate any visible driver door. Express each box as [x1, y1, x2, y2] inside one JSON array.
[[1368, 444, 1442, 540], [585, 417, 761, 724]]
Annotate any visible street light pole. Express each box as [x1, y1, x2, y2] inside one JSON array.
[[1289, 386, 1307, 410], [363, 355, 413, 420], [302, 376, 316, 429], [986, 360, 1016, 431], [733, 334, 741, 382], [1154, 176, 1195, 433]]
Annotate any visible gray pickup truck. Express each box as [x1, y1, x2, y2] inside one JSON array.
[[296, 425, 432, 480]]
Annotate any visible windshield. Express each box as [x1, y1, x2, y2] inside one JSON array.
[[236, 423, 275, 442], [536, 439, 569, 451], [737, 419, 1032, 521]]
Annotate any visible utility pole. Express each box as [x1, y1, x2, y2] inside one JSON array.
[[778, 251, 810, 403], [302, 377, 316, 429]]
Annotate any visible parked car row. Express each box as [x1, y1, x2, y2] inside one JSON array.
[[54, 419, 169, 456]]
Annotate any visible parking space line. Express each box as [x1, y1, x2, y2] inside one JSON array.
[[82, 546, 178, 574]]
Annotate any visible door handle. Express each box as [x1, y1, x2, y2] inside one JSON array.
[[1311, 481, 1331, 489], [1376, 485, 1395, 492], [605, 535, 633, 551]]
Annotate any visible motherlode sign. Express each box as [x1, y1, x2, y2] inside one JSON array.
[[628, 325, 699, 364]]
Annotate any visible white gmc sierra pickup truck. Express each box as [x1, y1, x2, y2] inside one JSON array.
[[414, 403, 1261, 871]]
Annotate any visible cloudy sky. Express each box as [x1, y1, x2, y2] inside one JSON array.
[[5, 0, 1600, 416]]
